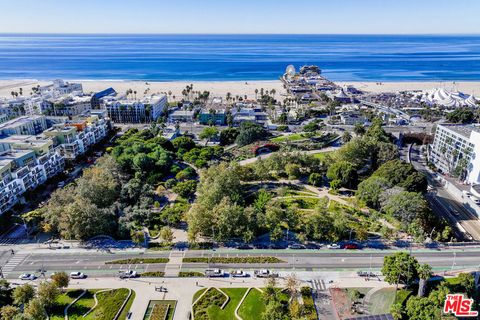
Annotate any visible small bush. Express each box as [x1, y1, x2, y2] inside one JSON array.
[[140, 271, 165, 277], [183, 257, 284, 263], [105, 258, 169, 264], [179, 271, 204, 277]]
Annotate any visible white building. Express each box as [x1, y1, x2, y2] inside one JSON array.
[[43, 95, 92, 116], [104, 94, 167, 123], [430, 124, 480, 184], [0, 147, 64, 215], [0, 115, 47, 136], [38, 80, 83, 97], [168, 110, 195, 123]]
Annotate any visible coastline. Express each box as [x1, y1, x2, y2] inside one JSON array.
[[1, 79, 479, 99]]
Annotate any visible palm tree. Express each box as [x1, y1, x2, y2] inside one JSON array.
[[133, 90, 137, 100], [255, 89, 258, 100], [418, 264, 432, 297], [284, 273, 300, 299]]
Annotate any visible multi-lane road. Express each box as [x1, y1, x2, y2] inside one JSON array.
[[2, 247, 480, 279]]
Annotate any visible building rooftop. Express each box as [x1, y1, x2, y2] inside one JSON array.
[[440, 123, 480, 138], [0, 115, 45, 130]]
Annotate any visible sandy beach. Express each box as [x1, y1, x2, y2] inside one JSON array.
[[1, 79, 479, 100], [0, 80, 287, 100]]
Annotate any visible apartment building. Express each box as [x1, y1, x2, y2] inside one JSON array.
[[38, 79, 83, 96], [0, 115, 47, 136], [43, 95, 92, 117], [0, 147, 64, 215], [104, 94, 167, 123], [430, 124, 480, 184]]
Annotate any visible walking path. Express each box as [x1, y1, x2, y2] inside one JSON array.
[[164, 251, 184, 277]]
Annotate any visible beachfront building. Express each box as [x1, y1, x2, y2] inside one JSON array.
[[43, 96, 92, 117], [198, 109, 227, 125], [91, 87, 117, 109], [168, 110, 195, 123], [0, 145, 64, 215], [104, 94, 167, 123], [429, 124, 480, 184], [37, 79, 83, 97], [232, 107, 268, 126], [0, 115, 47, 136]]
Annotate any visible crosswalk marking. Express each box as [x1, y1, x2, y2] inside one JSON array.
[[2, 253, 29, 276]]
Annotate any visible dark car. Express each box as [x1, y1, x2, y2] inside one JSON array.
[[254, 243, 269, 249], [236, 244, 253, 250], [270, 243, 287, 249]]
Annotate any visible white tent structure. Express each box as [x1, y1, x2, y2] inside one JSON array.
[[421, 88, 478, 108]]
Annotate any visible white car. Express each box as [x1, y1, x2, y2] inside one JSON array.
[[327, 243, 341, 249], [231, 270, 249, 277], [19, 273, 36, 281], [70, 272, 85, 279], [120, 270, 137, 278]]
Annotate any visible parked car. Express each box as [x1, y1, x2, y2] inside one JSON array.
[[254, 269, 279, 278], [269, 243, 287, 249], [305, 242, 321, 249], [288, 244, 306, 250], [119, 270, 137, 278], [70, 272, 86, 279], [205, 269, 225, 277], [327, 243, 341, 249], [236, 244, 253, 250], [254, 244, 269, 249], [231, 270, 249, 277], [344, 243, 359, 250], [357, 271, 377, 277], [19, 273, 36, 281]]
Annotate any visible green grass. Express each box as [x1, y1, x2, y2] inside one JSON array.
[[276, 196, 319, 209], [368, 288, 396, 315], [394, 289, 412, 306], [143, 300, 176, 320], [105, 258, 169, 264], [193, 288, 207, 303], [118, 290, 136, 320], [84, 288, 130, 320], [312, 151, 333, 161], [183, 257, 284, 263], [193, 288, 228, 320], [207, 288, 248, 320], [141, 271, 165, 277], [49, 289, 84, 320], [67, 290, 98, 320], [179, 271, 204, 277], [238, 289, 266, 320], [271, 133, 308, 143]]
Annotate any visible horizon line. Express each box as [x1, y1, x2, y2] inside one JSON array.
[[1, 32, 480, 36]]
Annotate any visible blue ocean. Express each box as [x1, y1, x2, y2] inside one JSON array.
[[0, 34, 480, 81]]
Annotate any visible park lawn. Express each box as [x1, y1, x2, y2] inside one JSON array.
[[84, 288, 130, 320], [394, 289, 412, 306], [193, 288, 207, 303], [207, 288, 248, 320], [368, 288, 396, 315], [270, 133, 307, 143], [118, 290, 136, 320], [277, 196, 319, 209], [49, 289, 84, 320], [67, 289, 98, 320], [238, 289, 266, 320], [312, 151, 333, 161]]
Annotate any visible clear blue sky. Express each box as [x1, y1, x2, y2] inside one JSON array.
[[1, 0, 479, 34]]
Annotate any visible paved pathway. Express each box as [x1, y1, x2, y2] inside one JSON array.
[[164, 251, 184, 277]]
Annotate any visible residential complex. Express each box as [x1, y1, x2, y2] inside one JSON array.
[[104, 94, 167, 123], [429, 124, 480, 184], [0, 114, 109, 215]]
